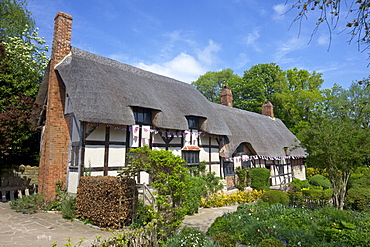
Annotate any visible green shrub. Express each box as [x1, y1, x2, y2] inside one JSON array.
[[132, 201, 157, 228], [309, 174, 332, 189], [260, 238, 285, 247], [289, 178, 311, 191], [183, 176, 206, 215], [206, 216, 231, 237], [212, 232, 236, 247], [61, 196, 76, 220], [165, 227, 221, 247], [235, 167, 249, 191], [261, 190, 289, 205], [345, 187, 370, 211], [250, 168, 270, 191], [10, 193, 46, 214]]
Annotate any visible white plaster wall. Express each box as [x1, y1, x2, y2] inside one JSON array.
[[67, 172, 79, 194], [110, 126, 126, 142], [86, 125, 105, 141], [292, 165, 306, 180], [85, 145, 105, 168], [108, 145, 126, 167]]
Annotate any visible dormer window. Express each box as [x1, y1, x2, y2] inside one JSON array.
[[187, 116, 200, 130], [133, 107, 152, 125]]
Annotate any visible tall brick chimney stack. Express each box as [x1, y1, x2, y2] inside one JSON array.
[[220, 86, 233, 107], [38, 12, 73, 201], [262, 101, 274, 118]]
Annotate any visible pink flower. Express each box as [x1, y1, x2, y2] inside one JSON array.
[[264, 228, 267, 231], [257, 232, 261, 235], [270, 230, 274, 233], [333, 223, 337, 226]]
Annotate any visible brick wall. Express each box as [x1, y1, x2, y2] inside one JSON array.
[[38, 12, 73, 201]]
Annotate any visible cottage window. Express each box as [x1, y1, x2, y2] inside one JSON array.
[[186, 116, 199, 130], [224, 161, 235, 176], [133, 107, 152, 125], [242, 160, 251, 169], [182, 151, 199, 165]]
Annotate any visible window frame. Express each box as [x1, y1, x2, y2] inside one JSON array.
[[182, 150, 200, 165], [133, 107, 152, 125]]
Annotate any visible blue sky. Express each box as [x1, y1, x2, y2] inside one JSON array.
[[28, 0, 369, 89]]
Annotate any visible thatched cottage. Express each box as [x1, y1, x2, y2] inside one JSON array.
[[36, 12, 306, 198]]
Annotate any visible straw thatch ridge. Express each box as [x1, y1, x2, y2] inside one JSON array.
[[213, 103, 306, 157], [54, 47, 231, 135]]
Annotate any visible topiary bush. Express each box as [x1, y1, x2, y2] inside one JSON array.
[[345, 187, 370, 211], [308, 174, 332, 189], [260, 190, 289, 205], [289, 178, 311, 191], [250, 167, 270, 191]]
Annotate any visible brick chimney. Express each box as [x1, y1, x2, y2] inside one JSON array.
[[220, 86, 233, 107], [262, 101, 274, 118], [38, 12, 72, 201]]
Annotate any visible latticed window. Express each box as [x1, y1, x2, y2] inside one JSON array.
[[133, 107, 152, 125], [182, 151, 199, 165], [186, 116, 199, 130]]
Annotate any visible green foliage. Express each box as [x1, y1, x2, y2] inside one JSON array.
[[0, 0, 35, 40], [61, 196, 76, 220], [261, 190, 289, 205], [0, 3, 48, 167], [183, 176, 206, 215], [206, 216, 231, 237], [132, 201, 156, 228], [260, 238, 285, 247], [289, 178, 311, 191], [274, 68, 324, 132], [235, 167, 249, 191], [211, 232, 237, 247], [207, 203, 370, 246], [9, 193, 46, 214], [230, 63, 285, 113], [345, 168, 370, 211], [305, 167, 328, 179], [164, 227, 221, 247], [125, 147, 188, 240], [299, 117, 370, 209], [309, 175, 332, 189], [250, 168, 270, 191], [191, 69, 241, 103]]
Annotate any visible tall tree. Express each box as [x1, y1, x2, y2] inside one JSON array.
[[274, 68, 325, 132], [300, 117, 370, 210], [0, 1, 48, 167], [191, 69, 241, 103], [0, 0, 35, 40], [229, 63, 286, 114]]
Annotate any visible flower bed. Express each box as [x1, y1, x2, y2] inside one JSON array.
[[200, 190, 264, 208]]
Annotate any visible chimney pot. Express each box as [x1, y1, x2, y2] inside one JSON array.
[[220, 86, 233, 107], [262, 101, 274, 118]]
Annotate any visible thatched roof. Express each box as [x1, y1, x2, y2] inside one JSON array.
[[213, 103, 306, 158], [51, 47, 231, 135], [36, 47, 306, 158]]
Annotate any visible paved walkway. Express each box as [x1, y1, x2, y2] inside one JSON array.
[[0, 202, 239, 247]]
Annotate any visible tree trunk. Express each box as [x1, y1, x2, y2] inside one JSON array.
[[330, 170, 351, 210]]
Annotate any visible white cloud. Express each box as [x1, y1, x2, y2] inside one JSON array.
[[272, 3, 289, 20], [274, 37, 305, 64], [196, 40, 221, 66], [317, 34, 330, 46], [135, 40, 221, 83], [243, 28, 261, 52], [136, 53, 206, 83]]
